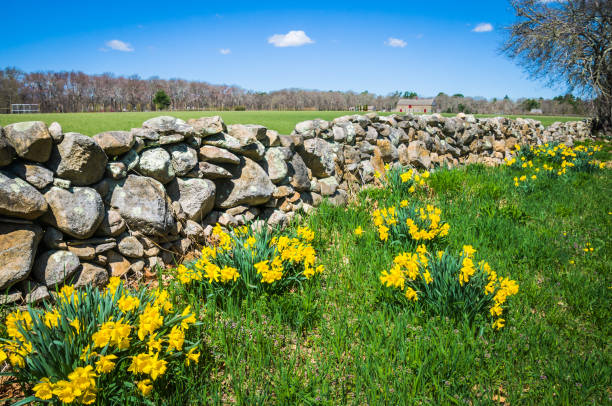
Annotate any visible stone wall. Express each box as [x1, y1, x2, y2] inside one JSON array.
[[0, 113, 592, 304]]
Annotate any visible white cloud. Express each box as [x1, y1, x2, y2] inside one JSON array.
[[219, 48, 231, 55], [268, 30, 314, 47], [385, 37, 407, 48], [105, 39, 134, 52], [472, 23, 494, 33]]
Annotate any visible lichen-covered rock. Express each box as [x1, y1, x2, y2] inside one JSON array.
[[118, 235, 144, 258], [32, 249, 81, 289], [42, 187, 104, 239], [142, 116, 194, 135], [48, 132, 108, 186], [228, 124, 267, 144], [119, 149, 140, 172], [0, 223, 42, 290], [93, 131, 134, 156], [137, 147, 175, 184], [167, 177, 216, 221], [214, 157, 274, 209], [188, 116, 227, 136], [203, 133, 265, 160], [166, 143, 198, 176], [0, 171, 48, 219], [186, 162, 232, 179], [110, 175, 176, 237], [3, 121, 53, 162], [8, 161, 54, 189], [288, 153, 310, 192], [198, 145, 240, 164], [319, 176, 339, 196], [298, 138, 336, 178], [264, 148, 288, 184]]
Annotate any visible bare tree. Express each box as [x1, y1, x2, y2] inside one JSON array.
[[503, 0, 612, 133]]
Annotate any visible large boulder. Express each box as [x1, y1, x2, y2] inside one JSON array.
[[166, 144, 198, 176], [93, 131, 134, 156], [0, 171, 48, 219], [167, 177, 216, 221], [32, 250, 81, 289], [3, 121, 53, 162], [47, 132, 108, 186], [214, 157, 275, 209], [42, 187, 105, 239], [188, 116, 227, 136], [7, 162, 54, 189], [0, 223, 42, 290], [298, 138, 336, 178], [142, 116, 194, 135], [110, 175, 176, 237], [137, 147, 175, 184], [264, 148, 288, 184], [94, 208, 126, 237]]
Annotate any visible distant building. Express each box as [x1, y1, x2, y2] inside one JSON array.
[[367, 105, 376, 111], [529, 108, 543, 114], [395, 98, 435, 113]]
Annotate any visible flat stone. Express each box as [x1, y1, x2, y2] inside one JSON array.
[[186, 161, 232, 179], [107, 250, 131, 277], [188, 116, 227, 136], [48, 122, 63, 142], [142, 116, 194, 135], [93, 131, 134, 156], [7, 162, 54, 189], [198, 145, 240, 164], [118, 236, 144, 258], [0, 223, 42, 290], [73, 263, 109, 288], [67, 244, 96, 261], [159, 133, 185, 145]]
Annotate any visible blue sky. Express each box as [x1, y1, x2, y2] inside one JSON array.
[[0, 0, 565, 99]]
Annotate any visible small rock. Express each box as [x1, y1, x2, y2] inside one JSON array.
[[95, 209, 126, 237], [32, 250, 81, 289], [166, 143, 198, 176], [48, 122, 63, 143], [198, 145, 240, 164], [68, 244, 96, 261], [8, 162, 54, 189], [73, 263, 109, 288], [106, 250, 131, 277], [118, 236, 144, 258], [42, 187, 104, 239]]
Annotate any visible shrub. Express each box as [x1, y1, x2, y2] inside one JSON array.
[[175, 224, 324, 303], [379, 245, 519, 329], [371, 203, 450, 249], [0, 279, 199, 404]]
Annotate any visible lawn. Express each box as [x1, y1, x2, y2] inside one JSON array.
[[0, 111, 584, 136], [1, 142, 608, 405]]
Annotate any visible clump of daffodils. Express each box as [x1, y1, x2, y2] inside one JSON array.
[[375, 164, 429, 195], [176, 223, 323, 300], [372, 203, 450, 247], [0, 279, 199, 404], [379, 245, 518, 329]]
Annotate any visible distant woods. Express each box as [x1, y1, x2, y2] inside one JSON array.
[[0, 67, 588, 116]]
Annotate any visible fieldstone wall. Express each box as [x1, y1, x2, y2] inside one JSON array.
[[0, 113, 592, 304]]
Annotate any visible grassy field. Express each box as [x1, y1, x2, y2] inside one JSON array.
[[0, 111, 584, 136]]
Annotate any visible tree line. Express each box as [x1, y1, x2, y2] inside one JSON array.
[[0, 67, 589, 116]]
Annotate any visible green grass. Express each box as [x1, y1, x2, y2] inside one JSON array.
[[148, 142, 609, 405], [0, 111, 584, 136]]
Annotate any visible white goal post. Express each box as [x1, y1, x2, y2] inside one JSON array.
[[10, 104, 40, 114]]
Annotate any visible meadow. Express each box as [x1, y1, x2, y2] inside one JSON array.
[[0, 111, 584, 135], [1, 139, 609, 405]]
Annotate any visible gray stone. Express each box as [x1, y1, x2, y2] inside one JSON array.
[[93, 131, 134, 156], [288, 153, 310, 192], [48, 122, 63, 143], [106, 162, 127, 179], [42, 187, 104, 239], [202, 133, 264, 160], [228, 124, 267, 143], [159, 133, 184, 145], [188, 116, 227, 136], [264, 129, 281, 147], [137, 147, 175, 184], [95, 242, 117, 254], [264, 148, 288, 184], [106, 250, 131, 277], [53, 178, 71, 189], [214, 157, 275, 209], [130, 128, 159, 141], [0, 289, 22, 305], [186, 161, 233, 179], [110, 175, 176, 237], [0, 223, 42, 290], [167, 177, 216, 221], [0, 128, 15, 167], [142, 116, 194, 135], [32, 250, 81, 289], [119, 149, 140, 172], [73, 263, 109, 288], [118, 236, 144, 258], [67, 245, 96, 261], [20, 280, 50, 304], [47, 132, 108, 186], [0, 171, 48, 219], [3, 121, 53, 162], [8, 162, 54, 189], [184, 220, 206, 243], [95, 209, 126, 237], [166, 143, 198, 176], [198, 145, 240, 164], [299, 138, 336, 178], [319, 176, 339, 196]]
